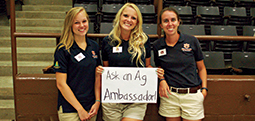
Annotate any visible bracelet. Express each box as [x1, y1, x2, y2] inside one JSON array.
[[159, 78, 165, 82], [201, 87, 208, 92], [96, 100, 101, 103]]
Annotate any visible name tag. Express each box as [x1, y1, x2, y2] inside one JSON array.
[[158, 48, 167, 57], [74, 52, 85, 62], [113, 46, 123, 53]]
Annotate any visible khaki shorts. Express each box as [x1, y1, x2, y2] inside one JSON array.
[[58, 106, 97, 121], [159, 89, 204, 120], [102, 103, 147, 121]]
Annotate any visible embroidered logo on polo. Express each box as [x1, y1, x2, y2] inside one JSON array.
[[74, 52, 85, 62], [54, 61, 60, 69], [92, 51, 98, 59], [181, 43, 192, 52]]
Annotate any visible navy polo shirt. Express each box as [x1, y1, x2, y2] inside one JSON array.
[[152, 32, 203, 88], [102, 35, 151, 67], [53, 37, 101, 113]]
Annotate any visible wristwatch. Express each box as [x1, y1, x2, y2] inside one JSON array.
[[201, 87, 208, 92]]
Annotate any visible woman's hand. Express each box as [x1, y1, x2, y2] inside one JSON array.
[[156, 68, 164, 79], [96, 66, 104, 77], [88, 101, 100, 118], [201, 89, 207, 98], [77, 108, 90, 121], [159, 80, 171, 98]]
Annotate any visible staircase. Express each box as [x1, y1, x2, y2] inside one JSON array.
[[0, 0, 72, 120]]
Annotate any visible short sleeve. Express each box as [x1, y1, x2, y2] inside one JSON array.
[[53, 46, 68, 73], [101, 36, 110, 61], [193, 37, 204, 61], [152, 38, 162, 67]]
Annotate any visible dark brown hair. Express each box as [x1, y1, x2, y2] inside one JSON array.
[[158, 7, 181, 25]]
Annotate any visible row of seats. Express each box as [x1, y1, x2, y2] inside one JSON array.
[[74, 0, 154, 8], [179, 25, 255, 52], [75, 3, 157, 33], [93, 24, 255, 51], [179, 25, 255, 62], [74, 1, 255, 64], [202, 51, 255, 75], [172, 6, 255, 25], [75, 0, 154, 4], [172, 6, 255, 40], [164, 0, 255, 6], [77, 3, 255, 34], [88, 23, 255, 63], [163, 0, 255, 15]]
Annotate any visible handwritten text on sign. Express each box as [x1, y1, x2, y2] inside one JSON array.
[[101, 67, 158, 103]]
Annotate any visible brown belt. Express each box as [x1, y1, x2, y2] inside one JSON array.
[[170, 85, 201, 94]]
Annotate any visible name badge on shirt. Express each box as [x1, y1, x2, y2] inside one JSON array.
[[113, 46, 122, 53], [158, 48, 167, 57], [74, 52, 85, 62]]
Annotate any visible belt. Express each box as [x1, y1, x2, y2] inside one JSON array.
[[170, 85, 201, 94]]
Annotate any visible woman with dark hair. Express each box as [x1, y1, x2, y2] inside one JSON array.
[[153, 7, 208, 121]]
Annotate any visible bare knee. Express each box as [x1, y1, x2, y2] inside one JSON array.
[[121, 117, 142, 121], [166, 117, 181, 121]]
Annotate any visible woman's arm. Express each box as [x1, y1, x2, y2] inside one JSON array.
[[89, 66, 103, 117], [56, 72, 90, 120], [146, 57, 152, 67], [95, 66, 103, 101], [103, 61, 109, 67], [196, 60, 208, 97]]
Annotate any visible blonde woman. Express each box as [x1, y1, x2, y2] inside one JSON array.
[[53, 7, 101, 121], [97, 3, 164, 121]]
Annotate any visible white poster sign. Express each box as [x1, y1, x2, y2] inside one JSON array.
[[101, 67, 158, 103]]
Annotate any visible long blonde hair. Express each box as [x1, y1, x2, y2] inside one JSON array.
[[109, 3, 148, 67], [58, 7, 89, 52]]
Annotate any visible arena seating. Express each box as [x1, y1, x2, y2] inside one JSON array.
[[137, 4, 157, 23], [178, 25, 211, 51], [232, 52, 255, 75], [210, 25, 243, 62], [195, 6, 222, 35], [163, 0, 186, 8], [68, 0, 255, 73], [203, 51, 232, 75], [243, 26, 255, 52], [223, 6, 251, 35], [170, 5, 195, 24]]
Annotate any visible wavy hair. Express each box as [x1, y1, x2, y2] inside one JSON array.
[[57, 7, 89, 52], [109, 3, 148, 67]]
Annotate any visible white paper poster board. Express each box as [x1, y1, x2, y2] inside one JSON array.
[[101, 67, 158, 103]]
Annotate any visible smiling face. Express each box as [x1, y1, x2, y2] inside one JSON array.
[[72, 10, 89, 37], [160, 10, 180, 37], [119, 6, 138, 34]]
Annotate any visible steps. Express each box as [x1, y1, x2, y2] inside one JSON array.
[[0, 0, 72, 120]]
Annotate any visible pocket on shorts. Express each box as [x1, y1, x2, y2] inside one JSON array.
[[198, 90, 204, 101]]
